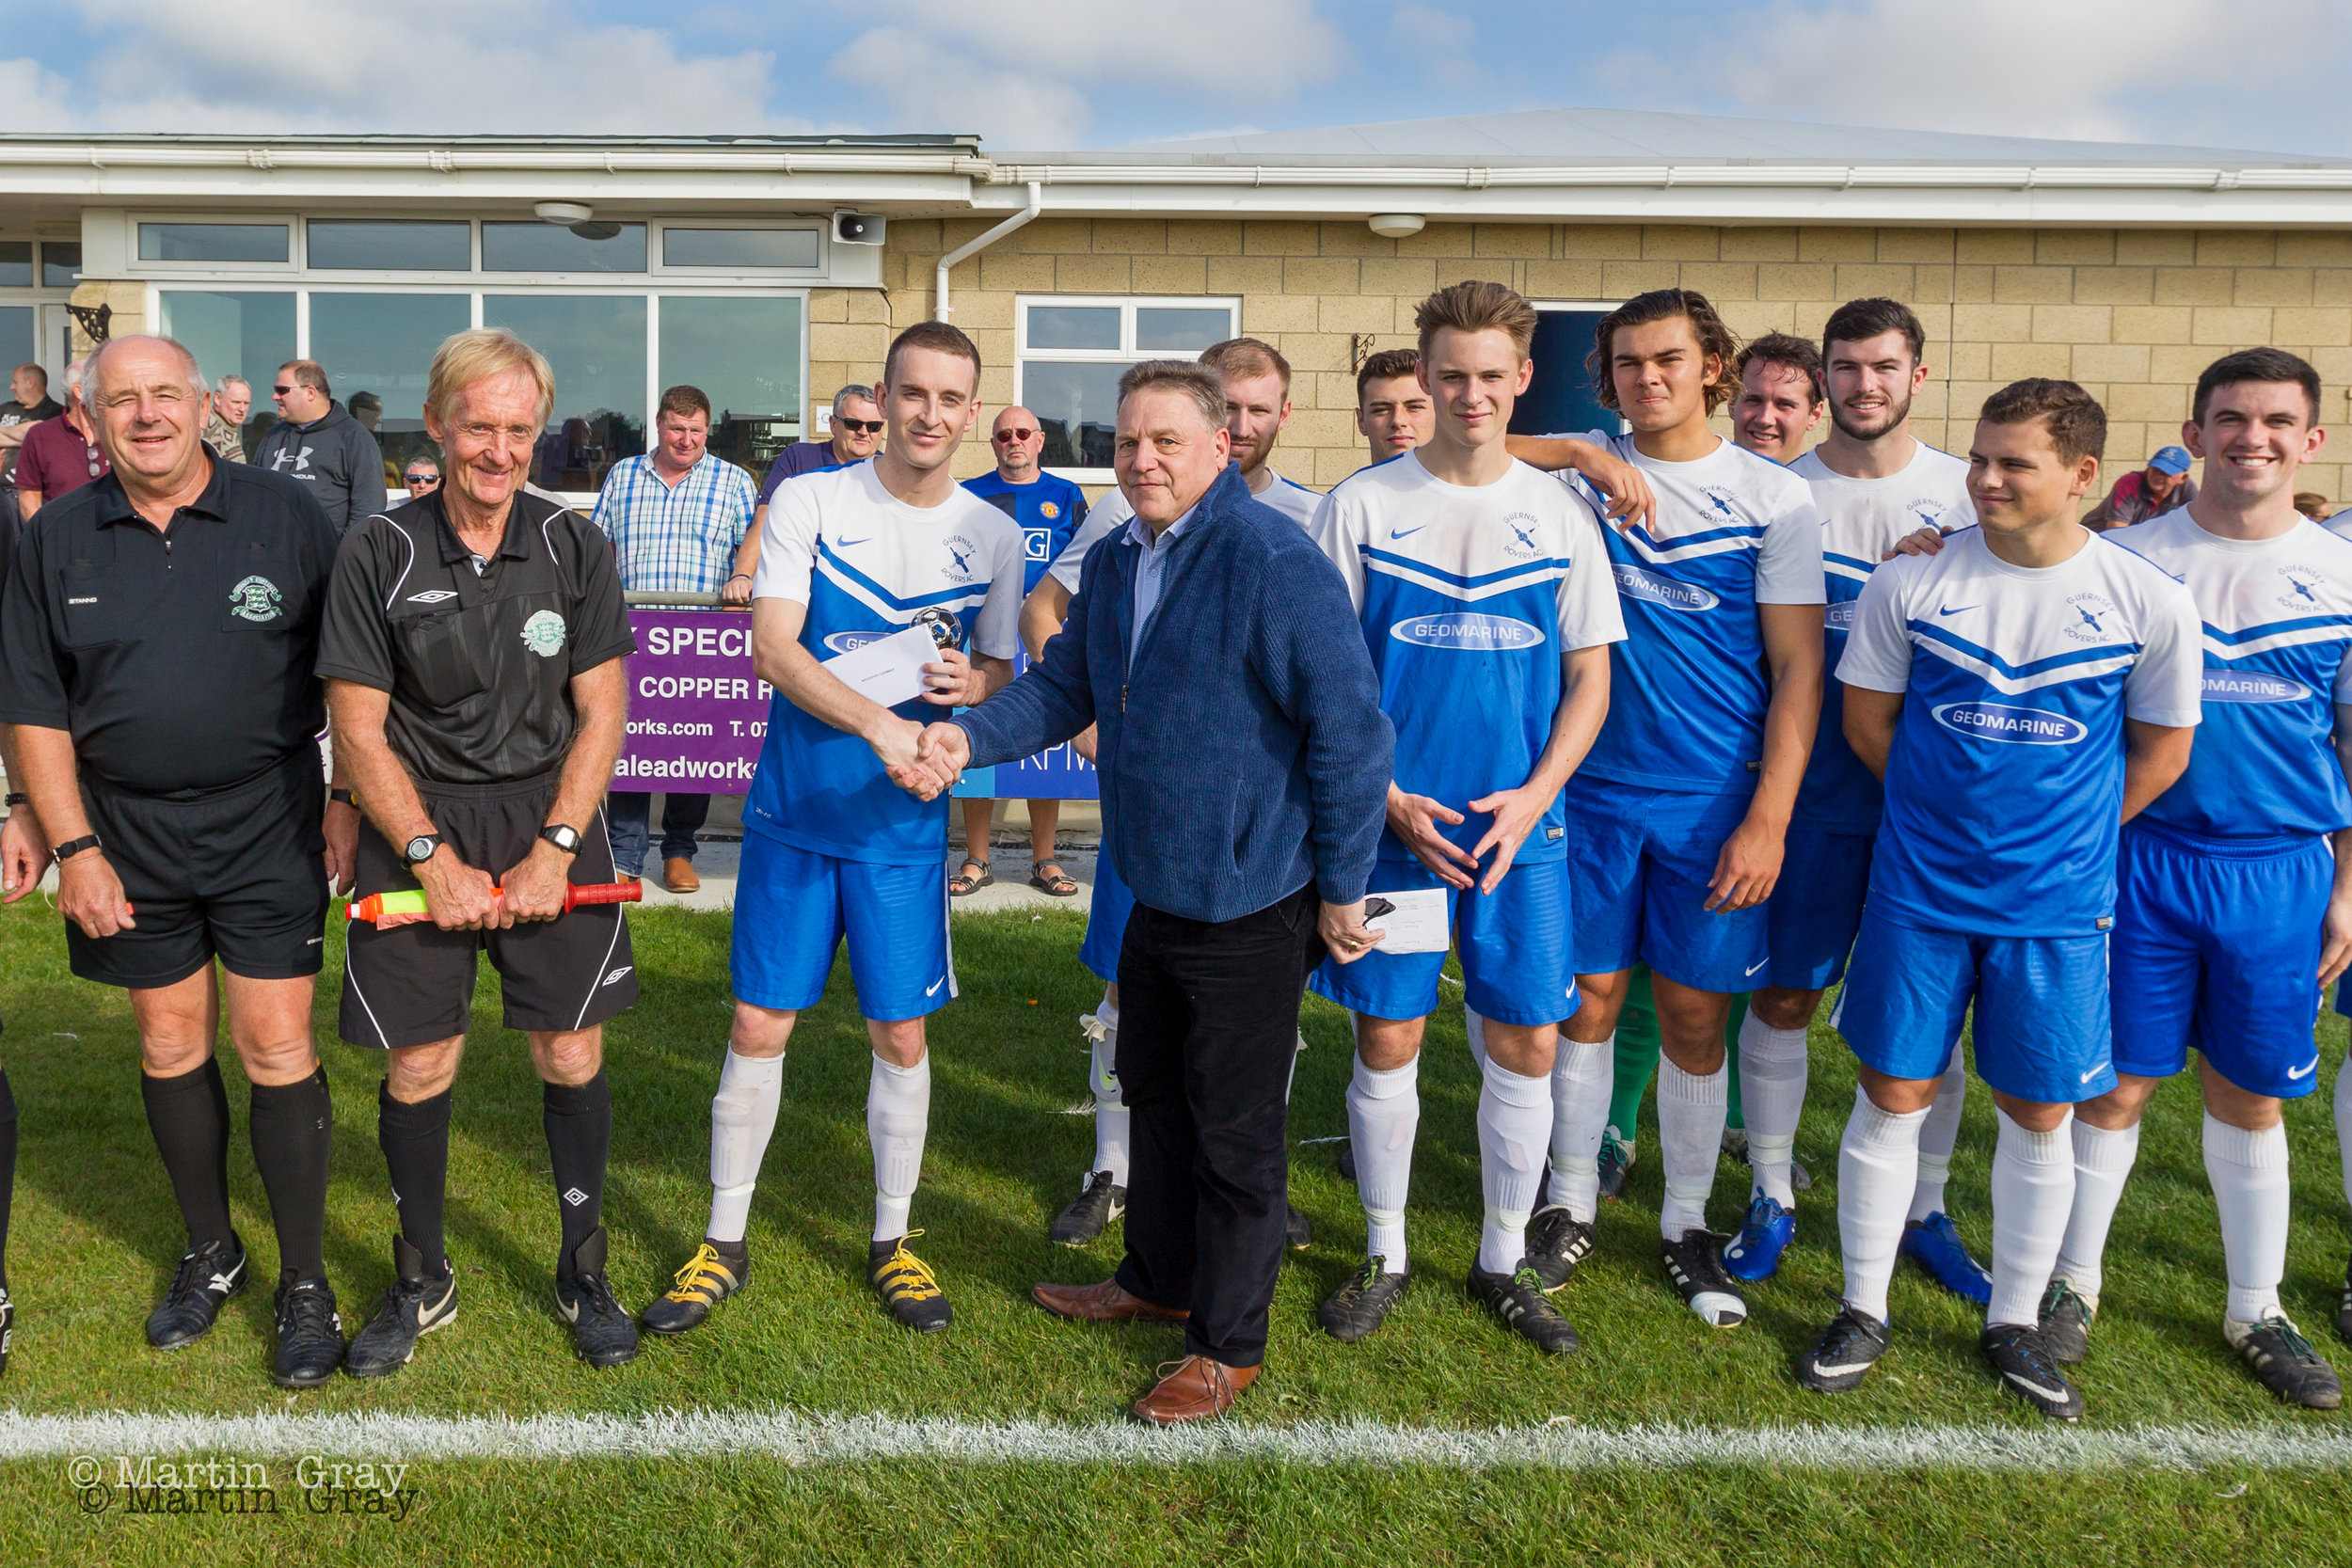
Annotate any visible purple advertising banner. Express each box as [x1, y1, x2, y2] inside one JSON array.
[[614, 609, 1101, 800]]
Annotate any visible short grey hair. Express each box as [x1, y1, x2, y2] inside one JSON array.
[[1117, 359, 1226, 433], [215, 373, 250, 397], [81, 337, 206, 411], [831, 384, 877, 419]]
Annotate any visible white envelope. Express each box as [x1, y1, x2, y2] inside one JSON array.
[[1361, 886, 1451, 954], [821, 624, 943, 709]]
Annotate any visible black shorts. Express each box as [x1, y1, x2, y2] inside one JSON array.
[[69, 752, 329, 990], [339, 772, 638, 1050]]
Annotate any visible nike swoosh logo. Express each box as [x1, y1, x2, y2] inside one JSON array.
[[1745, 958, 1769, 976], [2080, 1065, 2108, 1084], [557, 1294, 580, 1324], [1814, 1360, 1877, 1377], [2289, 1059, 2319, 1080], [925, 977, 946, 996], [1936, 605, 1979, 617], [2003, 1370, 2071, 1401], [835, 536, 871, 547], [1389, 526, 1427, 540]]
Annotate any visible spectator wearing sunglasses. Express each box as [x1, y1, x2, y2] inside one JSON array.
[[13, 359, 110, 523], [730, 386, 887, 603], [404, 456, 442, 499], [252, 360, 388, 539], [955, 406, 1090, 898]]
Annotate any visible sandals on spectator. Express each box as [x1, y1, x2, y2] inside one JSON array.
[[1030, 861, 1079, 897], [949, 859, 993, 896]]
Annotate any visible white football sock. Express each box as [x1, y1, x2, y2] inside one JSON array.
[[1657, 1054, 1728, 1241], [1476, 1055, 1551, 1275], [1464, 1003, 1489, 1071], [1737, 1013, 1809, 1208], [2204, 1113, 2291, 1326], [866, 1052, 931, 1243], [1084, 998, 1128, 1185], [1547, 1033, 1613, 1222], [1347, 1049, 1420, 1274], [1837, 1086, 1930, 1323], [2336, 1053, 2352, 1209], [1908, 1056, 1969, 1224], [1987, 1108, 2075, 1329], [2051, 1117, 2140, 1309], [705, 1048, 785, 1244]]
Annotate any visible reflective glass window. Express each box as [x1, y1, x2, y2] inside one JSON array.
[[308, 293, 472, 483], [1022, 362, 1124, 471], [41, 243, 81, 289], [138, 224, 290, 263], [0, 244, 29, 289], [1026, 307, 1120, 351], [661, 229, 818, 269], [1136, 308, 1232, 352], [658, 295, 803, 478], [308, 221, 471, 272], [156, 290, 297, 451], [484, 294, 646, 490], [482, 222, 647, 274]]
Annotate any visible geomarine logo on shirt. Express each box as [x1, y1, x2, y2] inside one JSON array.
[[2201, 671, 2310, 704], [1388, 612, 1544, 650], [1612, 564, 1719, 612], [1930, 702, 2089, 745]]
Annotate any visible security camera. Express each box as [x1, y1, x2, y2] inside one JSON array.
[[833, 213, 886, 246]]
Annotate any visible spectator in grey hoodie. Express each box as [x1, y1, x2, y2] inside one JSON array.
[[254, 359, 386, 535]]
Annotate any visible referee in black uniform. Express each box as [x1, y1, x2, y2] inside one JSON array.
[[319, 327, 643, 1371], [0, 335, 354, 1388]]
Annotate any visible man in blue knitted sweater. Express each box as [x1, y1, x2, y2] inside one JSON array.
[[905, 359, 1392, 1425]]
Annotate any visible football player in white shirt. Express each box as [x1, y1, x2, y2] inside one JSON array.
[[1726, 300, 1988, 1302], [1356, 347, 1434, 467], [1199, 338, 1323, 527], [1728, 334, 1827, 466], [1306, 282, 1623, 1352], [642, 323, 1024, 1338]]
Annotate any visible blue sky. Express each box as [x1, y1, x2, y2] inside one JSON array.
[[5, 0, 2347, 156]]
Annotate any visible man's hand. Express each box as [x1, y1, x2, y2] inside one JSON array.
[[870, 714, 938, 797], [416, 845, 502, 931], [1465, 782, 1550, 895], [323, 799, 360, 897], [1885, 525, 1946, 561], [920, 646, 989, 707], [2323, 885, 2352, 990], [889, 722, 971, 800], [1706, 811, 1787, 913], [501, 839, 573, 923], [721, 574, 754, 610], [1569, 443, 1657, 532], [1388, 787, 1476, 890], [1071, 722, 1100, 764], [56, 849, 135, 938], [1, 809, 47, 902], [1319, 899, 1386, 965]]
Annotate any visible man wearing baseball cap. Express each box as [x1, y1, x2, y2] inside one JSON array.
[[2085, 445, 2197, 531]]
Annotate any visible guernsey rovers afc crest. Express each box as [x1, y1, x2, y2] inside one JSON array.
[[520, 610, 568, 657], [228, 575, 283, 623]]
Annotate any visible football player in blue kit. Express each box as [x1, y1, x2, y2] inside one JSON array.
[[1726, 300, 1987, 1299], [1797, 378, 2201, 1422], [2034, 350, 2344, 1410], [1305, 281, 1624, 1352], [644, 322, 1025, 1337]]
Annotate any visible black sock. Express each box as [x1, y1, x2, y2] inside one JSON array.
[[542, 1072, 612, 1276], [377, 1080, 452, 1275], [0, 1068, 17, 1290], [248, 1068, 332, 1284], [141, 1058, 234, 1250]]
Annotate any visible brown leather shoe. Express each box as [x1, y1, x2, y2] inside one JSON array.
[[662, 856, 701, 895], [1130, 1355, 1258, 1425], [1031, 1277, 1188, 1323]]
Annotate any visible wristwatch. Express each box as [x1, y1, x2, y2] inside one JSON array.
[[50, 833, 101, 864], [539, 823, 582, 854], [404, 832, 444, 865]]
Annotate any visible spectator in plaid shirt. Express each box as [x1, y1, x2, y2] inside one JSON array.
[[592, 383, 755, 893]]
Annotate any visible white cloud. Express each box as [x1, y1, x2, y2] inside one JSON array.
[[28, 0, 810, 134], [0, 55, 81, 129], [1596, 0, 2343, 151], [1391, 5, 1483, 91], [829, 0, 1353, 147]]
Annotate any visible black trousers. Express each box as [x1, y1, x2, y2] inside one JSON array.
[[1112, 882, 1324, 1368]]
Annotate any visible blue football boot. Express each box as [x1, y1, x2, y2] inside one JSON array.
[[1721, 1193, 1795, 1282], [1899, 1211, 1992, 1307]]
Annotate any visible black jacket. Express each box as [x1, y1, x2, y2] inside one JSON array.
[[252, 400, 387, 537]]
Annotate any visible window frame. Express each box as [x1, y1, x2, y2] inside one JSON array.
[[1013, 293, 1242, 483], [129, 214, 297, 274]]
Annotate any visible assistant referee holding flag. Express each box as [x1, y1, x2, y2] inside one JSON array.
[[319, 328, 643, 1372], [0, 334, 354, 1388]]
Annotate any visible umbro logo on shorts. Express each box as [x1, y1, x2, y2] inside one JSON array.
[[406, 590, 458, 604], [602, 966, 633, 987]]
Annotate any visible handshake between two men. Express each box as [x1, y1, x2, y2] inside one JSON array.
[[871, 643, 986, 801]]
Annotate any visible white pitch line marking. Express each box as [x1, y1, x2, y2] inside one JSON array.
[[0, 1411, 2346, 1471]]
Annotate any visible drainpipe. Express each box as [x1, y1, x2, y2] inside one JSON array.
[[935, 181, 1042, 322]]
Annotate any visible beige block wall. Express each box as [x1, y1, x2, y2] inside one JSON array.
[[855, 218, 2352, 504]]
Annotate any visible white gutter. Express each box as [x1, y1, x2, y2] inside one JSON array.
[[935, 181, 1041, 323], [0, 143, 992, 177], [984, 161, 2352, 192]]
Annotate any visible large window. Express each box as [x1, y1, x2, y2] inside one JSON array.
[[0, 307, 31, 372], [658, 295, 802, 478], [1512, 305, 1621, 441], [156, 290, 298, 451], [1015, 295, 1239, 477], [310, 292, 472, 484], [40, 243, 79, 290], [309, 221, 470, 272], [0, 244, 29, 290], [485, 295, 646, 490]]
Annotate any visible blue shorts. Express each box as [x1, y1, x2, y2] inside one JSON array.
[[1310, 856, 1578, 1027], [1564, 774, 1768, 993], [1832, 905, 2114, 1104], [730, 831, 956, 1022], [1766, 826, 1875, 991], [1079, 843, 1136, 984], [2110, 822, 2327, 1099]]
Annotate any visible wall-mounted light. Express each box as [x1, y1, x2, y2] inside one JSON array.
[[532, 201, 621, 241], [1368, 214, 1425, 239]]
